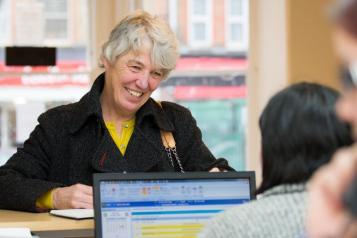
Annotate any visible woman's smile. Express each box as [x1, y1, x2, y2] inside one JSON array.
[[125, 87, 144, 98]]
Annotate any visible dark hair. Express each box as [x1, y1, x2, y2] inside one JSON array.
[[331, 0, 357, 37], [257, 82, 353, 194]]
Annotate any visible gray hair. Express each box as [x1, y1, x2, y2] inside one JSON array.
[[100, 10, 179, 78]]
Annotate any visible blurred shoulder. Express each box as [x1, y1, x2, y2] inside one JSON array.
[[37, 102, 81, 131], [201, 189, 307, 238], [159, 101, 191, 114]]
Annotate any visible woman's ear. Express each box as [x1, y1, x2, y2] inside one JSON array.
[[101, 56, 110, 70]]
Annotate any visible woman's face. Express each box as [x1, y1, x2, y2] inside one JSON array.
[[333, 26, 357, 63], [102, 48, 164, 117], [334, 26, 357, 139], [336, 89, 357, 139]]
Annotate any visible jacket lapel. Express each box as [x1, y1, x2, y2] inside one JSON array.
[[91, 131, 129, 173], [124, 126, 166, 172], [84, 81, 176, 173], [91, 125, 168, 173]]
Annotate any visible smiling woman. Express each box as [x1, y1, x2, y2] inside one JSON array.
[[99, 10, 179, 127], [100, 50, 164, 121], [0, 10, 232, 212]]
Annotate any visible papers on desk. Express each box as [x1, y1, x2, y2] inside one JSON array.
[[49, 209, 94, 220], [0, 228, 32, 238]]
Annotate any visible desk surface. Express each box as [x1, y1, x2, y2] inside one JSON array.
[[0, 209, 94, 236]]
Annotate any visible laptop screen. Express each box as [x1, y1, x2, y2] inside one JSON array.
[[94, 172, 255, 238]]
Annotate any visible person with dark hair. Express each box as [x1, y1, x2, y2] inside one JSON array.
[[200, 82, 353, 238], [307, 0, 357, 237]]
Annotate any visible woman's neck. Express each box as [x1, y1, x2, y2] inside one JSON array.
[[100, 93, 134, 123]]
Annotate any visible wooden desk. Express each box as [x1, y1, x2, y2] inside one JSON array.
[[0, 210, 94, 238]]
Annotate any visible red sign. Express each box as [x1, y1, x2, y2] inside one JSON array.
[[0, 74, 89, 87], [176, 57, 247, 71], [0, 57, 247, 87], [174, 86, 246, 100]]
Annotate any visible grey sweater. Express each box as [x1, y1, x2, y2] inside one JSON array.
[[199, 184, 307, 238]]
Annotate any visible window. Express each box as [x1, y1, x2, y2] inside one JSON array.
[[0, 0, 10, 45], [39, 0, 69, 44], [164, 0, 249, 170], [188, 0, 212, 48], [0, 0, 90, 164], [230, 23, 243, 42], [226, 0, 249, 50], [12, 0, 70, 46]]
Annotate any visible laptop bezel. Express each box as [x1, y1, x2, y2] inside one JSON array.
[[93, 171, 255, 238]]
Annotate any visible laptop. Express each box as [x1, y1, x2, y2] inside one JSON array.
[[93, 171, 255, 238]]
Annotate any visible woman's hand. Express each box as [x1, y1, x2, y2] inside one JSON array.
[[209, 167, 227, 172], [52, 183, 93, 209]]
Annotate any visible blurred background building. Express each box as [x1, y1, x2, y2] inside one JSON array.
[[0, 0, 249, 170]]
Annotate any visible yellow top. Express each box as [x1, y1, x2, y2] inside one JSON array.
[[36, 118, 136, 209], [35, 189, 54, 210], [105, 118, 135, 155]]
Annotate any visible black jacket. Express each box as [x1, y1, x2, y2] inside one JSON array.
[[0, 73, 231, 212]]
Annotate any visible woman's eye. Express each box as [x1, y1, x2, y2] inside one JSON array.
[[130, 65, 141, 72], [152, 71, 163, 78]]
